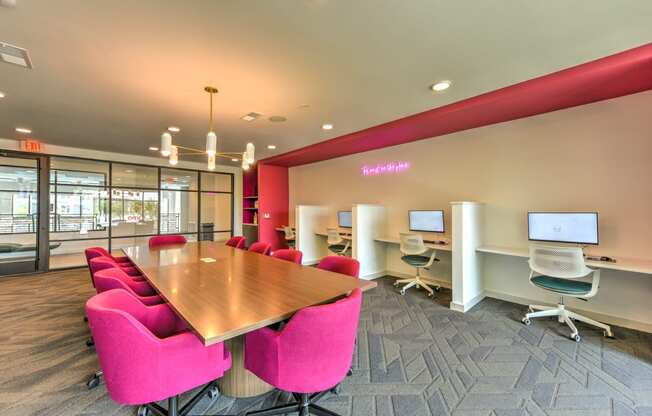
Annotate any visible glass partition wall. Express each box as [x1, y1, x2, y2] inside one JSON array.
[[48, 157, 233, 270]]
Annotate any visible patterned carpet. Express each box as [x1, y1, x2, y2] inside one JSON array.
[[1, 269, 651, 416]]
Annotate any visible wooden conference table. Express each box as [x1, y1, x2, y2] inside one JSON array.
[[123, 241, 376, 398]]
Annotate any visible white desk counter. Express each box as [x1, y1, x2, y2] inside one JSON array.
[[477, 245, 652, 275], [375, 236, 452, 252], [315, 231, 352, 240]]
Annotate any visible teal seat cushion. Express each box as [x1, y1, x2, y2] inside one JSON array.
[[401, 255, 437, 267], [531, 275, 591, 295], [328, 244, 348, 252]]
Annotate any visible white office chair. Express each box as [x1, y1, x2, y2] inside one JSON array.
[[394, 233, 440, 297], [326, 228, 350, 256], [283, 226, 296, 249], [522, 245, 613, 342]]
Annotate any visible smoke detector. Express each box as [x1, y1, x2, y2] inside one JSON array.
[[1, 42, 33, 69]]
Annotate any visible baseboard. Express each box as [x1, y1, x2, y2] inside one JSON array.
[[450, 291, 486, 313], [302, 259, 320, 266], [484, 289, 652, 333], [359, 271, 386, 280]]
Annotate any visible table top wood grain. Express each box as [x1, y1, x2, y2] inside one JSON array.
[[123, 242, 376, 345]]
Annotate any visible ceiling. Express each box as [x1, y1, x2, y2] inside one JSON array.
[[1, 1, 651, 166]]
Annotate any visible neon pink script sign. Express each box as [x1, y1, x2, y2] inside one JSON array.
[[361, 161, 411, 176]]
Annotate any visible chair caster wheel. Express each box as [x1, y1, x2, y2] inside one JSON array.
[[434, 286, 441, 292], [137, 405, 150, 416], [521, 317, 531, 326], [347, 368, 353, 376], [86, 337, 94, 347], [393, 281, 400, 287], [571, 334, 581, 342], [527, 306, 534, 313], [86, 375, 100, 390], [399, 289, 406, 296], [207, 385, 220, 400], [83, 316, 88, 322], [604, 330, 615, 339], [330, 383, 342, 395], [427, 292, 434, 298]]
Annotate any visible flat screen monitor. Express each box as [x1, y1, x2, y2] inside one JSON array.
[[528, 212, 599, 245], [338, 211, 352, 228], [409, 210, 445, 233]]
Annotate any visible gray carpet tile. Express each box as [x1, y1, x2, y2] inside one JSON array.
[[1, 269, 651, 415]]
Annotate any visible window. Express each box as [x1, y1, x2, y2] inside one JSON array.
[[200, 172, 233, 241]]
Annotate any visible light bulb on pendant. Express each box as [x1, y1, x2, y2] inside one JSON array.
[[241, 152, 249, 170], [207, 153, 216, 170], [160, 132, 172, 156], [245, 142, 255, 164], [206, 131, 217, 156], [169, 146, 178, 165]]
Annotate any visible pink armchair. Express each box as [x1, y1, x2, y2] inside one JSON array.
[[225, 235, 246, 249], [148, 234, 187, 248], [248, 241, 272, 255], [317, 256, 360, 278], [93, 267, 162, 306], [85, 247, 134, 266], [271, 249, 303, 264], [89, 256, 144, 280], [244, 288, 362, 416], [86, 289, 232, 416]]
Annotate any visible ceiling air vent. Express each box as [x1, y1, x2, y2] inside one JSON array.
[[241, 112, 261, 122], [0, 42, 33, 69]]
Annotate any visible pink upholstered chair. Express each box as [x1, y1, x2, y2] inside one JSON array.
[[317, 256, 360, 278], [225, 235, 246, 249], [148, 234, 187, 248], [86, 289, 232, 416], [89, 256, 144, 280], [93, 267, 162, 306], [244, 288, 362, 416], [271, 249, 303, 264], [85, 247, 133, 266], [248, 242, 272, 256]]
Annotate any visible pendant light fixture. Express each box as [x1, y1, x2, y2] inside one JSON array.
[[158, 86, 255, 169]]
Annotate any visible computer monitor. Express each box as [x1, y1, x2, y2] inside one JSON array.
[[528, 212, 599, 245], [409, 210, 445, 233], [338, 211, 352, 228]]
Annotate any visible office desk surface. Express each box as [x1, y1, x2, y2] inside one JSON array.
[[375, 236, 452, 252], [123, 242, 375, 346], [477, 245, 652, 275], [315, 231, 352, 240]]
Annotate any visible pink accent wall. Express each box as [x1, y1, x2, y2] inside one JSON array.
[[263, 42, 652, 167], [258, 164, 288, 250]]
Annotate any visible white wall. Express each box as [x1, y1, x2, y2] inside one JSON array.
[[0, 138, 243, 236], [289, 90, 652, 331]]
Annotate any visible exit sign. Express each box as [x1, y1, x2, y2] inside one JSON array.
[[19, 139, 43, 152]]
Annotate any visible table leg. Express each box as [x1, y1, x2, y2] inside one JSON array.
[[218, 334, 274, 398]]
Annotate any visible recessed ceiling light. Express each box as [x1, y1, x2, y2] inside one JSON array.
[[430, 80, 452, 92], [0, 42, 33, 69], [15, 127, 31, 134], [149, 146, 159, 151], [267, 145, 276, 150], [231, 158, 238, 162], [0, 91, 5, 99], [168, 126, 180, 133], [321, 123, 333, 130], [269, 116, 287, 122]]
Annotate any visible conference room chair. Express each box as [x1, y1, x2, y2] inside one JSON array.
[[88, 255, 144, 280], [86, 289, 232, 416], [317, 256, 360, 278], [148, 234, 187, 248], [225, 235, 246, 249], [326, 228, 350, 256], [244, 288, 362, 416], [395, 233, 441, 297], [85, 246, 134, 266], [271, 249, 303, 264], [248, 241, 272, 255], [283, 226, 296, 249], [521, 245, 613, 342]]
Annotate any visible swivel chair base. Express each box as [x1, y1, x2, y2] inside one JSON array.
[[521, 301, 614, 342], [245, 387, 342, 416], [138, 381, 220, 416], [393, 276, 440, 297], [87, 370, 102, 389]]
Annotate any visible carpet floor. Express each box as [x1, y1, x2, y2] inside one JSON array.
[[0, 269, 651, 416]]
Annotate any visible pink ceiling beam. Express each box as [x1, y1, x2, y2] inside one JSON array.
[[263, 42, 652, 167]]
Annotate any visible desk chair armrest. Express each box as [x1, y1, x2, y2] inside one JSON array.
[[341, 240, 350, 254], [424, 250, 438, 268], [160, 331, 231, 377], [129, 280, 157, 297], [582, 268, 601, 299]]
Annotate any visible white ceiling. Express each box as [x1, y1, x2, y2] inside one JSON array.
[[1, 0, 651, 164]]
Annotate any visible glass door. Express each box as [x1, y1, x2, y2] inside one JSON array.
[[0, 153, 47, 275]]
